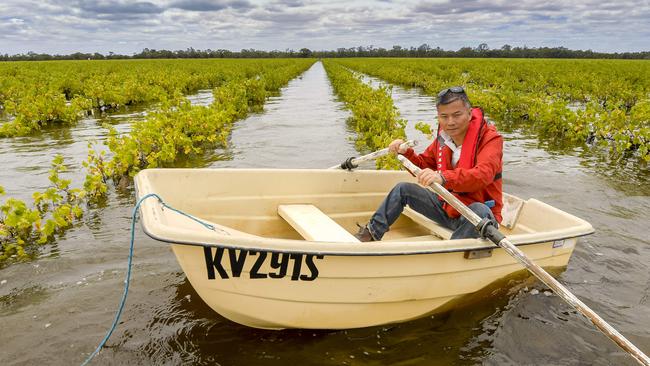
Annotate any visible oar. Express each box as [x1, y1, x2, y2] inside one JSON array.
[[397, 155, 650, 366], [329, 140, 418, 170]]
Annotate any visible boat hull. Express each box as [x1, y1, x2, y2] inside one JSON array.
[[172, 238, 576, 329], [134, 168, 593, 330]]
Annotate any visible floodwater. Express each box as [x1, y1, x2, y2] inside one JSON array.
[[1, 61, 649, 365]]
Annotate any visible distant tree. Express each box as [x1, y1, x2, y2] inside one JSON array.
[[299, 48, 312, 58], [476, 43, 489, 53], [416, 43, 431, 57], [2, 44, 650, 61], [457, 47, 475, 57]]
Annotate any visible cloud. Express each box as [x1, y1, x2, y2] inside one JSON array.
[[169, 0, 253, 12], [77, 0, 164, 15], [249, 9, 320, 24], [279, 0, 305, 7], [0, 0, 648, 54], [413, 0, 564, 15]]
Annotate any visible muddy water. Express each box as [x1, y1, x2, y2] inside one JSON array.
[[359, 73, 435, 153], [1, 61, 649, 365], [211, 64, 358, 169]]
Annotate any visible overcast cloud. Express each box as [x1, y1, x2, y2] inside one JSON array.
[[0, 0, 648, 54]]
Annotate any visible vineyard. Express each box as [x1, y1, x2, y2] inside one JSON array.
[[331, 58, 650, 162], [0, 59, 312, 136], [1, 57, 649, 264], [0, 58, 314, 262], [322, 60, 406, 169]]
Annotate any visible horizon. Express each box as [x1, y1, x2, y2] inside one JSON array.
[[5, 44, 650, 57]]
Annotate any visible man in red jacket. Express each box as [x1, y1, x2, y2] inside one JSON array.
[[355, 86, 503, 241]]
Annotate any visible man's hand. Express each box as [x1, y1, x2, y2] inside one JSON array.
[[388, 139, 408, 154], [417, 168, 443, 187]]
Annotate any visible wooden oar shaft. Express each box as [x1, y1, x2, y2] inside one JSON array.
[[496, 236, 650, 366], [329, 140, 417, 169], [397, 155, 650, 366]]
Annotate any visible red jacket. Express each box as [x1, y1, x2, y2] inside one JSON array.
[[402, 108, 503, 222]]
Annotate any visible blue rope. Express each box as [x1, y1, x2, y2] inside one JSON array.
[[81, 193, 214, 365]]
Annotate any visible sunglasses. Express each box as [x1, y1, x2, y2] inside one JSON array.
[[437, 86, 465, 98]]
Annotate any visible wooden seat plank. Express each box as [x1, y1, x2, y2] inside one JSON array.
[[402, 207, 452, 240], [278, 204, 360, 243]]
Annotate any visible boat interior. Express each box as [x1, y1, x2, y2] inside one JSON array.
[[135, 168, 592, 246]]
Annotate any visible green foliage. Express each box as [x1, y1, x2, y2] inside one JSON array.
[[0, 60, 314, 264], [415, 121, 433, 137], [322, 60, 406, 169], [0, 59, 313, 137], [1, 155, 84, 264], [334, 58, 650, 163], [83, 60, 314, 182], [82, 143, 108, 201]]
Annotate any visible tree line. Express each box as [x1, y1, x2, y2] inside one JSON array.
[[1, 44, 649, 61]]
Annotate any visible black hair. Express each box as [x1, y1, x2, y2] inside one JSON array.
[[436, 91, 472, 109]]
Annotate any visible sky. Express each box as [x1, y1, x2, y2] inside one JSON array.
[[1, 0, 649, 55]]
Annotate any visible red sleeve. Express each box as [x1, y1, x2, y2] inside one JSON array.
[[401, 143, 438, 170], [441, 132, 503, 192]]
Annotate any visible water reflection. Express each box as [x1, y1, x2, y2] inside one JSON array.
[[129, 272, 546, 366], [500, 117, 650, 198], [0, 285, 49, 316]]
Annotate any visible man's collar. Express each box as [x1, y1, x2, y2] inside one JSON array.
[[439, 130, 460, 151]]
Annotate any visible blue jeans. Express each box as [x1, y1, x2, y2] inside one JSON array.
[[367, 182, 496, 240]]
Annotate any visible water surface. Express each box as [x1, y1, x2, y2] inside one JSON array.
[[0, 61, 648, 365]]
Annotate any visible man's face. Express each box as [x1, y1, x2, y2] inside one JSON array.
[[437, 99, 472, 143]]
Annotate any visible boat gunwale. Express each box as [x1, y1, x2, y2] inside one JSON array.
[[141, 223, 594, 256]]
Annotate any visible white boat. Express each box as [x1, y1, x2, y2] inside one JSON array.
[[134, 168, 594, 330]]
